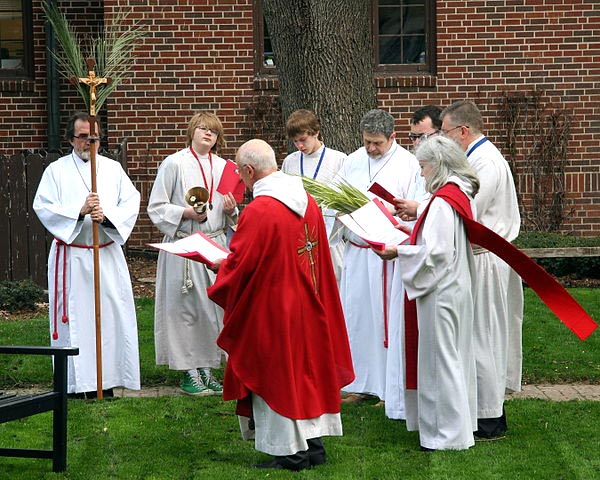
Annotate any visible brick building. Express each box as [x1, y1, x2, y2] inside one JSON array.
[[1, 0, 599, 250]]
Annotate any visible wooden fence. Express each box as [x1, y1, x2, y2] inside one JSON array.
[[0, 151, 54, 288], [0, 144, 127, 289]]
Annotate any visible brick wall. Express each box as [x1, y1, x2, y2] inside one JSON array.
[[379, 0, 599, 236], [0, 1, 104, 153], [1, 0, 598, 247]]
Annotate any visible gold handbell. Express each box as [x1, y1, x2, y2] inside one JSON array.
[[185, 186, 210, 215]]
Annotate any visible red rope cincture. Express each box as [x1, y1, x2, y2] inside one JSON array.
[[383, 260, 389, 348], [51, 238, 114, 341], [349, 240, 390, 349]]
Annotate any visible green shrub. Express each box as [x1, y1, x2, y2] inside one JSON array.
[[0, 279, 45, 312], [513, 231, 600, 248], [513, 232, 600, 278]]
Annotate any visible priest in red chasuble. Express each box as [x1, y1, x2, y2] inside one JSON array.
[[207, 139, 355, 471]]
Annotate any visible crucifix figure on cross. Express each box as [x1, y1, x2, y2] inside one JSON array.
[[76, 58, 111, 117]]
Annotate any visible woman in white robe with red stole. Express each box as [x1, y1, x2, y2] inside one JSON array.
[[374, 136, 479, 450]]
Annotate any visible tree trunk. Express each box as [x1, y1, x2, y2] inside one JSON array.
[[262, 0, 377, 154]]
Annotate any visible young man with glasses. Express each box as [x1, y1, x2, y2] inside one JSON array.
[[440, 100, 522, 440], [33, 111, 141, 398], [408, 105, 442, 149]]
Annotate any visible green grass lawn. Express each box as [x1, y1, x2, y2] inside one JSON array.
[[0, 397, 598, 479], [2, 288, 598, 388], [0, 289, 598, 478]]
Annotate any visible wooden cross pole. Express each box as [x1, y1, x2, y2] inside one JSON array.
[[74, 58, 111, 400]]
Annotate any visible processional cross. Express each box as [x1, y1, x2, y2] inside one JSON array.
[[73, 58, 111, 400], [297, 223, 319, 294], [77, 58, 110, 116]]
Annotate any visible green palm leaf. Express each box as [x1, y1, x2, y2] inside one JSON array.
[[300, 176, 370, 214], [43, 1, 147, 114]]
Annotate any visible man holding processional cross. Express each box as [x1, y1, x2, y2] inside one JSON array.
[[33, 60, 141, 398]]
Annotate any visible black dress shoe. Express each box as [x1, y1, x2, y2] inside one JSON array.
[[476, 407, 507, 439], [253, 455, 310, 471], [253, 459, 285, 470], [420, 445, 436, 452], [307, 438, 327, 466]]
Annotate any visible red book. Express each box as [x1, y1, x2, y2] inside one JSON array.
[[368, 182, 396, 205], [217, 159, 246, 203]]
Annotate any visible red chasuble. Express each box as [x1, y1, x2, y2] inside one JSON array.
[[207, 193, 355, 419], [404, 183, 598, 390]]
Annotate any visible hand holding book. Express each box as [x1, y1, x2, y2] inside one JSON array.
[[148, 232, 230, 267]]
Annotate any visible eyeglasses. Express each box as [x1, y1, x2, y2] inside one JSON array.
[[235, 163, 253, 174], [440, 125, 468, 136], [198, 126, 219, 136], [73, 134, 100, 142], [408, 131, 439, 142]]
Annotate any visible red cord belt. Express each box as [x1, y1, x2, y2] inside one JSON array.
[[349, 240, 390, 348], [52, 238, 114, 340]]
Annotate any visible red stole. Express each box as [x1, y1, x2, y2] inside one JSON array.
[[404, 183, 597, 390]]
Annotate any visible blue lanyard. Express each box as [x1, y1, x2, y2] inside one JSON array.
[[300, 146, 326, 179], [466, 137, 489, 157]]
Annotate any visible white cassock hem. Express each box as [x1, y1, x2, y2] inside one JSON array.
[[237, 394, 342, 456]]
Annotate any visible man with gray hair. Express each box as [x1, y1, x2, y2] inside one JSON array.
[[333, 109, 426, 419], [207, 139, 354, 471], [440, 100, 522, 439]]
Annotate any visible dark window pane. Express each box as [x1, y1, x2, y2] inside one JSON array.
[[263, 19, 274, 67], [379, 6, 402, 35], [403, 5, 424, 34], [0, 0, 26, 73], [403, 35, 425, 63], [379, 36, 402, 64], [378, 1, 427, 66]]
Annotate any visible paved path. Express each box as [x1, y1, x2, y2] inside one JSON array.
[[109, 384, 600, 401]]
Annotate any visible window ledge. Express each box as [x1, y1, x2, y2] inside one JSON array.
[[375, 74, 437, 88], [253, 76, 279, 91], [0, 78, 36, 93], [253, 73, 437, 91]]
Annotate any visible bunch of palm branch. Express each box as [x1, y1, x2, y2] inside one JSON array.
[[43, 1, 147, 114], [301, 176, 370, 214]]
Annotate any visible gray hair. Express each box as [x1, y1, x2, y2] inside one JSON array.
[[359, 109, 395, 138], [237, 138, 278, 173], [415, 136, 480, 196], [440, 100, 484, 135]]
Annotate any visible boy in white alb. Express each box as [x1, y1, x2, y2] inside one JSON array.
[[281, 109, 347, 282]]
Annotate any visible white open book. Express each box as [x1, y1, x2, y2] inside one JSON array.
[[338, 198, 408, 250], [148, 232, 230, 266]]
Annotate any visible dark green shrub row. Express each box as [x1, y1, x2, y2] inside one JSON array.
[[0, 280, 45, 312], [513, 232, 600, 279]]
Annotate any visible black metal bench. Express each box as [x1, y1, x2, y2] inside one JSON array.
[[0, 346, 79, 472]]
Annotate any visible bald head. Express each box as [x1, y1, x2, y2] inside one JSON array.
[[236, 139, 278, 190], [237, 139, 277, 172]]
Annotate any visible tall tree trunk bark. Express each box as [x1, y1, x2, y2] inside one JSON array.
[[262, 0, 377, 154]]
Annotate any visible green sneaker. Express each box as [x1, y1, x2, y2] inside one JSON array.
[[180, 371, 211, 396], [199, 369, 223, 394]]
